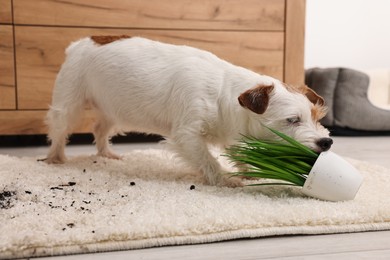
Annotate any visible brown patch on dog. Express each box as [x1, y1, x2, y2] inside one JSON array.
[[311, 104, 327, 122], [281, 82, 327, 121], [282, 83, 324, 106], [238, 84, 274, 114], [304, 87, 325, 106], [91, 35, 131, 45]]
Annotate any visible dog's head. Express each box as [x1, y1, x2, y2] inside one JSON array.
[[238, 81, 332, 153]]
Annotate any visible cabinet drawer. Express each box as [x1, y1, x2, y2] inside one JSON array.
[[0, 25, 15, 110], [0, 0, 12, 24], [13, 0, 284, 31], [15, 26, 284, 109], [0, 110, 95, 135]]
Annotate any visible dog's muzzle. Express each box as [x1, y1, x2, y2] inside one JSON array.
[[316, 138, 333, 152]]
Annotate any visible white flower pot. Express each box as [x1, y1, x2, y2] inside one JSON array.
[[302, 151, 363, 201]]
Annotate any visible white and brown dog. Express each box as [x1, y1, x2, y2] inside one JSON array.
[[46, 36, 332, 187]]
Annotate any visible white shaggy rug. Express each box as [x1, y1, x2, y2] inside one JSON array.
[[1, 149, 390, 259]]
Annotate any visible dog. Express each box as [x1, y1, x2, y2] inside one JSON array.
[[45, 36, 332, 187]]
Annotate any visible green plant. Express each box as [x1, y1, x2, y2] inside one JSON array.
[[225, 128, 319, 186]]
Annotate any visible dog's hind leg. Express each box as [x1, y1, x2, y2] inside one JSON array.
[[46, 102, 84, 164], [45, 56, 86, 163], [93, 114, 121, 159]]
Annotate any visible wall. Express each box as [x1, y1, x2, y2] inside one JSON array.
[[305, 0, 390, 70]]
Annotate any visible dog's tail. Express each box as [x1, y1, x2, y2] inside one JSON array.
[[46, 38, 92, 142]]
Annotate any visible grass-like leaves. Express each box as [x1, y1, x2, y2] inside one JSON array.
[[225, 127, 319, 187]]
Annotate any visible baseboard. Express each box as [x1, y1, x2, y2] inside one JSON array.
[[0, 133, 164, 147], [328, 126, 390, 136]]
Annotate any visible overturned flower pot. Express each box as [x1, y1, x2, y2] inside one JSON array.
[[225, 128, 363, 202], [302, 151, 363, 201]]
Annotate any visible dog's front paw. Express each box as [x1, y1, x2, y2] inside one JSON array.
[[205, 173, 243, 188], [45, 155, 66, 164], [97, 150, 122, 160], [217, 176, 244, 188]]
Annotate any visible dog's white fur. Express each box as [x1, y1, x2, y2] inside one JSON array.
[[46, 36, 330, 187]]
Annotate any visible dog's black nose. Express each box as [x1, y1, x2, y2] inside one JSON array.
[[316, 138, 333, 152]]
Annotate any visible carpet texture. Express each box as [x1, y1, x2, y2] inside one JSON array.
[[1, 149, 390, 259]]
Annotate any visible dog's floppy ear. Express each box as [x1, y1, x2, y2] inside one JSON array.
[[238, 84, 274, 114], [303, 86, 325, 106]]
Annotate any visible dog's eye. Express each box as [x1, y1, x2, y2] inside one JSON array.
[[287, 117, 300, 124]]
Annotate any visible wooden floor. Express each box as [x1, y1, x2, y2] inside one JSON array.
[[1, 136, 390, 259]]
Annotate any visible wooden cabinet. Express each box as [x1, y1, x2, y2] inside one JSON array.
[[15, 27, 284, 109], [0, 25, 15, 110], [0, 0, 15, 111], [0, 0, 12, 24], [13, 0, 285, 30], [0, 0, 305, 135]]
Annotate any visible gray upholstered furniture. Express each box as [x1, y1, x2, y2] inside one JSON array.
[[305, 68, 390, 135]]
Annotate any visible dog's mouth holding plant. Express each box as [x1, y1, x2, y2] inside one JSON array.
[[238, 82, 333, 154]]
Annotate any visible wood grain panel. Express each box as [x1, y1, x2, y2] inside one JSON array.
[[0, 110, 95, 135], [0, 25, 16, 109], [13, 0, 285, 31], [15, 26, 284, 109], [284, 0, 306, 86], [0, 0, 12, 24]]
